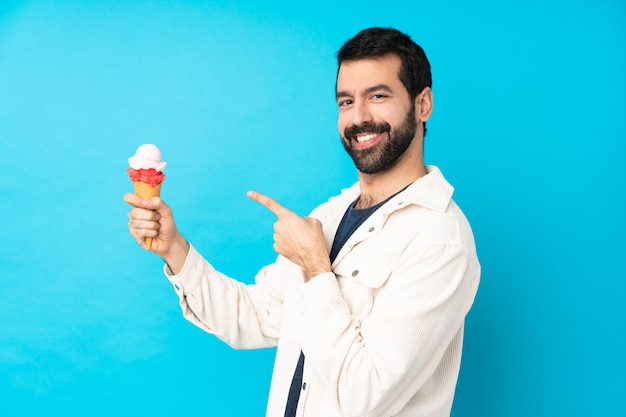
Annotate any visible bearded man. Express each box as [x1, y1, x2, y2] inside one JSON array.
[[125, 26, 480, 417]]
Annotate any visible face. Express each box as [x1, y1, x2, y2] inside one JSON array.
[[336, 55, 418, 174]]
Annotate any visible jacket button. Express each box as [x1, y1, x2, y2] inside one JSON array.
[[352, 270, 359, 277]]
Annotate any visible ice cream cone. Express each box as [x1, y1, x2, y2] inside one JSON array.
[[132, 181, 162, 249], [128, 144, 166, 252], [132, 181, 162, 199]]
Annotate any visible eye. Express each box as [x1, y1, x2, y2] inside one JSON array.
[[338, 99, 353, 107], [371, 93, 387, 100]]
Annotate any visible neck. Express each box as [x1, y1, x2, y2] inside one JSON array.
[[356, 161, 426, 209], [355, 131, 427, 209]]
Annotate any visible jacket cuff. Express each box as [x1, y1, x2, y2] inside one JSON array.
[[301, 272, 342, 303], [163, 243, 205, 295]]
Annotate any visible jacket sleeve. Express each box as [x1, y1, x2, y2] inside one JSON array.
[[164, 244, 294, 349], [299, 240, 480, 417]]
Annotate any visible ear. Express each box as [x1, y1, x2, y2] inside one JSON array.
[[415, 87, 433, 122]]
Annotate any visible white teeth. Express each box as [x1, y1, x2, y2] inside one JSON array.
[[356, 133, 377, 143]]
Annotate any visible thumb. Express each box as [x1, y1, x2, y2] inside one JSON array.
[[146, 197, 172, 218], [124, 193, 169, 214]]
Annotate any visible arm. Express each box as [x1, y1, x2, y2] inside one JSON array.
[[165, 245, 290, 348], [124, 192, 286, 348], [301, 242, 479, 417]]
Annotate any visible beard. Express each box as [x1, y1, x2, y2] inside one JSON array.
[[341, 103, 418, 174]]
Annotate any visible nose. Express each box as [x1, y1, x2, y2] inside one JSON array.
[[351, 100, 373, 126]]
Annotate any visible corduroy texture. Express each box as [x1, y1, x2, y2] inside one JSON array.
[[163, 166, 480, 416], [132, 181, 162, 250]]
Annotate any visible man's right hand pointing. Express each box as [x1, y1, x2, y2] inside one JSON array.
[[247, 190, 331, 282]]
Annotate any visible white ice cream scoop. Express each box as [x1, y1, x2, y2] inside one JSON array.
[[128, 144, 167, 171]]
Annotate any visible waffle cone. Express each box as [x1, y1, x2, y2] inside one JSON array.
[[132, 181, 162, 250], [132, 181, 162, 199]]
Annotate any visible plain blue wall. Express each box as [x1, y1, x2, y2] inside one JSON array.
[[1, 1, 624, 416]]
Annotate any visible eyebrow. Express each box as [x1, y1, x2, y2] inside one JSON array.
[[336, 84, 394, 100]]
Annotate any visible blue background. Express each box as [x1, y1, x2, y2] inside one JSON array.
[[1, 0, 624, 416]]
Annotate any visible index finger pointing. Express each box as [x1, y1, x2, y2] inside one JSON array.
[[247, 190, 291, 217]]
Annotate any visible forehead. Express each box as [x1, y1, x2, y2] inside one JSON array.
[[336, 54, 403, 93]]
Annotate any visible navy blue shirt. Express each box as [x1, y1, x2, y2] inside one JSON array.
[[329, 198, 387, 262]]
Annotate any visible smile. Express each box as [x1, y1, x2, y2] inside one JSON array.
[[355, 132, 379, 143], [351, 131, 385, 150]]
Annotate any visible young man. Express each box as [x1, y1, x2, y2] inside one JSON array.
[[125, 27, 480, 417]]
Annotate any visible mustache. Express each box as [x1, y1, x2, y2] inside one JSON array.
[[344, 122, 391, 139]]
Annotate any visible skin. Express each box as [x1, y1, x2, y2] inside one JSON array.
[[125, 53, 433, 281]]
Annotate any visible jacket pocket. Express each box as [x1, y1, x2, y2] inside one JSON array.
[[333, 238, 399, 289], [332, 241, 399, 320]]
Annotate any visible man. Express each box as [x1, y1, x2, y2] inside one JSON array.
[[125, 27, 480, 417]]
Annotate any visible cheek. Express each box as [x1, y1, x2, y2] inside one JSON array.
[[378, 108, 401, 126], [337, 113, 349, 135]]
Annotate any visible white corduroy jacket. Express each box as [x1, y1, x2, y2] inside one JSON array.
[[164, 166, 480, 417]]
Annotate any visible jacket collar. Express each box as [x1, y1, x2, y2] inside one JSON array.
[[338, 165, 454, 214]]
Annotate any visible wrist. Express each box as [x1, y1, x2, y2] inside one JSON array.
[[163, 234, 190, 275], [301, 256, 332, 283]]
